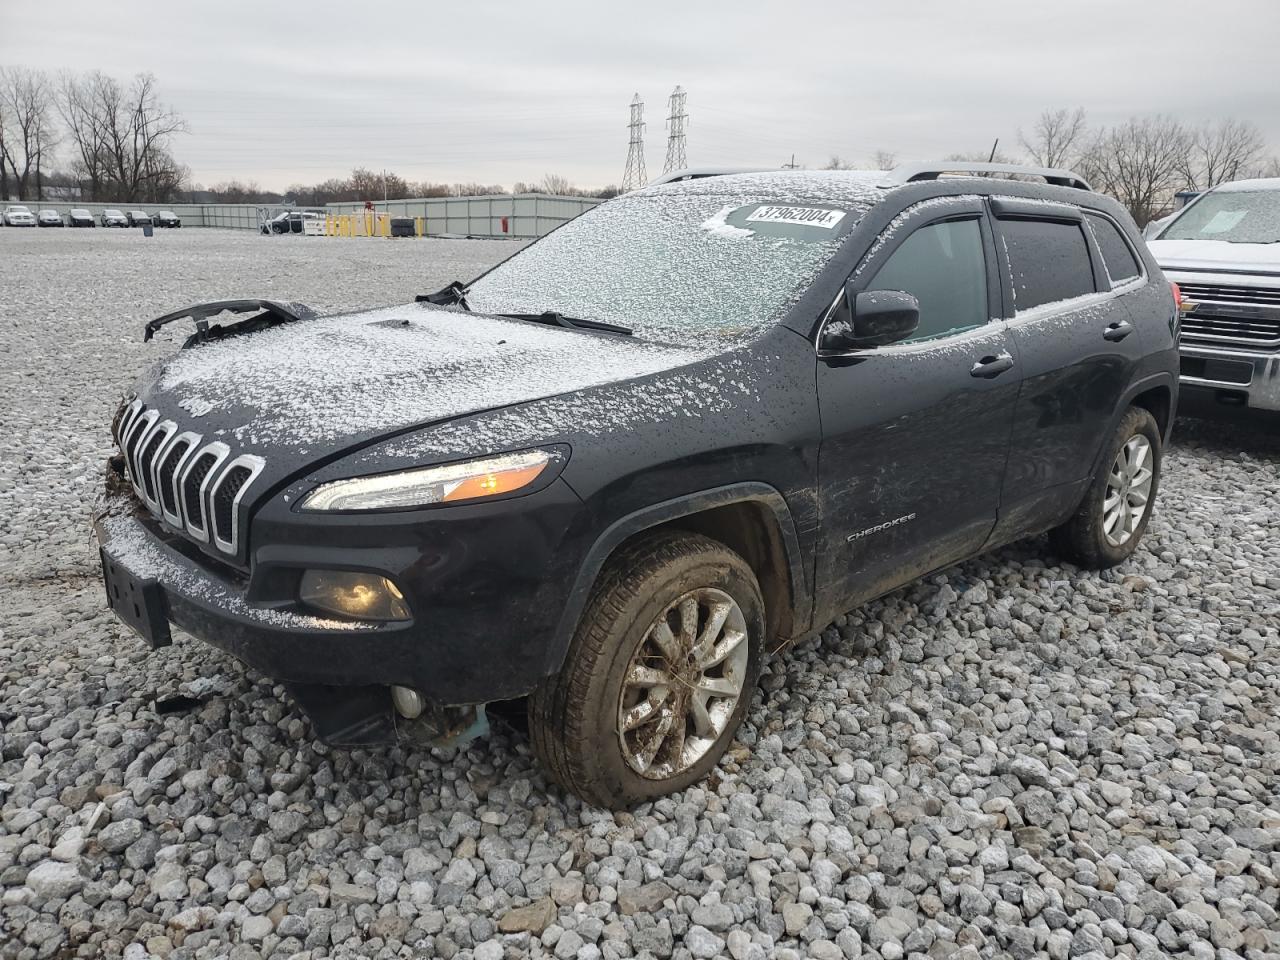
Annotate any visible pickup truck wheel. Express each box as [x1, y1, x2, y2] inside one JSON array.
[[1050, 406, 1161, 569], [528, 532, 764, 808]]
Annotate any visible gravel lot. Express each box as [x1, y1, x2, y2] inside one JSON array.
[[1, 227, 1278, 960]]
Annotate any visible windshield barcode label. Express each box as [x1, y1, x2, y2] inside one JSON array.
[[746, 206, 846, 229]]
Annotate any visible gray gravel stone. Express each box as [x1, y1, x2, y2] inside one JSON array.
[[2, 231, 1278, 960]]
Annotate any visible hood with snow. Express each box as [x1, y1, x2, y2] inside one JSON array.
[[129, 301, 717, 486], [1147, 238, 1280, 280]]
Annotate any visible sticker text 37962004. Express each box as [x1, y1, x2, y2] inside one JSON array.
[[746, 206, 847, 229]]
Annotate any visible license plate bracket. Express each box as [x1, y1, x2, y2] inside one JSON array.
[[100, 548, 172, 648]]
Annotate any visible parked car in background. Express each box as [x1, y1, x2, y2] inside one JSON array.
[[153, 210, 182, 228], [102, 209, 129, 227], [97, 163, 1178, 807], [37, 209, 64, 227], [261, 210, 322, 234], [3, 205, 36, 226], [68, 209, 96, 227], [1146, 177, 1280, 417], [127, 210, 152, 227]]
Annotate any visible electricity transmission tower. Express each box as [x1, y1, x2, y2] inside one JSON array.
[[662, 85, 688, 174], [621, 93, 648, 192]]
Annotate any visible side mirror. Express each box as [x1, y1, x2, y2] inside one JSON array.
[[821, 289, 920, 352]]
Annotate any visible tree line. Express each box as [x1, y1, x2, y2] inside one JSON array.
[[202, 170, 621, 206], [5, 64, 1276, 222], [1, 66, 186, 203], [825, 109, 1279, 225]]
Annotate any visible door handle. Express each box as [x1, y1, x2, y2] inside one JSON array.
[[1103, 320, 1134, 342], [970, 351, 1015, 379]]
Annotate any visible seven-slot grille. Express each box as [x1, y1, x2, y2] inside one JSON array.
[[1178, 282, 1280, 348], [115, 399, 265, 557]]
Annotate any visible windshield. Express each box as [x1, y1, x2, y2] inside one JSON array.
[[1161, 190, 1280, 244], [465, 190, 867, 344]]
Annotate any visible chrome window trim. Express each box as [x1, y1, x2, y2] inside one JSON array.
[[210, 454, 266, 555], [179, 442, 230, 544], [1004, 285, 1131, 330], [140, 420, 178, 510], [125, 411, 160, 493], [1082, 210, 1147, 290], [159, 431, 202, 527]]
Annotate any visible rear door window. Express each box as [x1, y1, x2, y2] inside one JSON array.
[[1085, 213, 1142, 286], [864, 218, 988, 342], [999, 217, 1096, 311]]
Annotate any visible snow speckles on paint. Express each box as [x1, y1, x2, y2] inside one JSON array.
[[97, 512, 371, 631], [152, 303, 708, 455]]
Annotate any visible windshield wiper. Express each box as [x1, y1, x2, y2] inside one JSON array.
[[497, 311, 633, 336], [416, 280, 470, 310]]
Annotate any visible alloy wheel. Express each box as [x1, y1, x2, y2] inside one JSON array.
[[1103, 434, 1153, 546], [617, 587, 750, 780]]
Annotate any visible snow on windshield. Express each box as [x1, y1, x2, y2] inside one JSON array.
[[1163, 190, 1280, 244], [466, 172, 887, 345]]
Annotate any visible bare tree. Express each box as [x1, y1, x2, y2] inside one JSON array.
[[90, 72, 186, 201], [1019, 107, 1088, 169], [539, 173, 574, 195], [0, 67, 58, 200], [1180, 118, 1264, 190], [57, 71, 112, 200], [870, 150, 897, 171], [823, 155, 853, 170], [1078, 116, 1191, 224], [1252, 156, 1280, 179]]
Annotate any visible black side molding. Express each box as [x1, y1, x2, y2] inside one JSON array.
[[143, 299, 318, 347]]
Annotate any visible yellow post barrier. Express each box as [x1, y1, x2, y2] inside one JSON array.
[[416, 216, 424, 237]]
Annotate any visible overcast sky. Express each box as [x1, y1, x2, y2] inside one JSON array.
[[4, 0, 1279, 190]]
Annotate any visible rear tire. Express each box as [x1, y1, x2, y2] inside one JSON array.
[[1050, 406, 1161, 569], [528, 532, 764, 808]]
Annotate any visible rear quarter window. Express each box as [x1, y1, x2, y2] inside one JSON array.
[[1085, 213, 1142, 286], [999, 217, 1096, 311]]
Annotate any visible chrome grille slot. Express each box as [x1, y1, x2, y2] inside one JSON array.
[[112, 403, 264, 560], [1180, 312, 1280, 347], [157, 434, 197, 522], [124, 410, 158, 491], [181, 448, 223, 539], [210, 455, 265, 554], [138, 421, 176, 506]]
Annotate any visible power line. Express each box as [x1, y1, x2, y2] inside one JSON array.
[[621, 93, 647, 192], [663, 85, 688, 174]]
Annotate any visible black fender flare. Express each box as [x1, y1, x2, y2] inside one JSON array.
[[1090, 370, 1179, 478], [544, 482, 810, 677]]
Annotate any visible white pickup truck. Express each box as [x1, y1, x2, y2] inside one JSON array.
[[1146, 178, 1280, 416]]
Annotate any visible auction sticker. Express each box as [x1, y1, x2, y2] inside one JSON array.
[[746, 206, 847, 229]]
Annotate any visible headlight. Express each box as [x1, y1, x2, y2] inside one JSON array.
[[298, 449, 556, 512], [299, 570, 410, 621]]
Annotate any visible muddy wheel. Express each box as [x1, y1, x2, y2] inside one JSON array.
[[528, 532, 764, 808], [1051, 405, 1161, 569]]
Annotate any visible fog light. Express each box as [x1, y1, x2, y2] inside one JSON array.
[[299, 570, 410, 621], [391, 685, 425, 719]]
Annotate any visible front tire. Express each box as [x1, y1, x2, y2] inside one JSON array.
[[1051, 406, 1161, 569], [528, 532, 764, 808]]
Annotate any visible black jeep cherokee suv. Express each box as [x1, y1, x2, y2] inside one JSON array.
[[96, 164, 1178, 807]]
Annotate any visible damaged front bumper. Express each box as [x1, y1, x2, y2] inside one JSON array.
[[94, 504, 488, 748]]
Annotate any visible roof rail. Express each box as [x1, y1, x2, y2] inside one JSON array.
[[647, 167, 778, 186], [885, 162, 1092, 192]]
